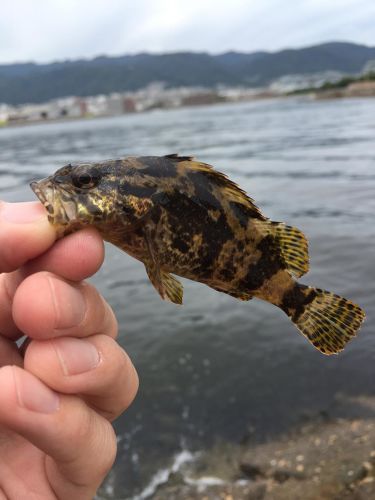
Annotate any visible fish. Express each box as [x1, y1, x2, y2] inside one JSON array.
[[30, 154, 365, 355]]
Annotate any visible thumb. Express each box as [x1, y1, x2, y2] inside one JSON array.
[[0, 202, 56, 273]]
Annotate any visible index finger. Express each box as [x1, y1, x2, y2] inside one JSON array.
[[0, 229, 105, 340], [0, 201, 56, 273]]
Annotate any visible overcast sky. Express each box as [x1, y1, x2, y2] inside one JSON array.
[[1, 0, 374, 64]]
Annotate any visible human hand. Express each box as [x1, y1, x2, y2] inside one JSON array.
[[0, 201, 138, 499]]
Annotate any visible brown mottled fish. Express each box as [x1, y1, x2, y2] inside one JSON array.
[[31, 154, 365, 355]]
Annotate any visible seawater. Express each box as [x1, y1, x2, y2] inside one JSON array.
[[0, 97, 374, 498]]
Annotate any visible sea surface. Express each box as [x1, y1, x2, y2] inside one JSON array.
[[0, 97, 374, 498]]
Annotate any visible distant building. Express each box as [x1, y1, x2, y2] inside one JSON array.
[[0, 104, 12, 124], [7, 103, 50, 122], [105, 93, 125, 115], [123, 97, 136, 113], [85, 95, 108, 116], [49, 96, 84, 119], [181, 91, 227, 106], [346, 81, 375, 97]]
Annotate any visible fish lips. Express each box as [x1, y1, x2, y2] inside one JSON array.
[[30, 179, 55, 215], [30, 178, 77, 223]]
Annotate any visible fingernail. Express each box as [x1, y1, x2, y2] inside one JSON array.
[[47, 277, 87, 329], [13, 366, 60, 414], [0, 202, 46, 224], [53, 338, 100, 375]]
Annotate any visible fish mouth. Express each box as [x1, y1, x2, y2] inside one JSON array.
[[30, 179, 77, 224], [30, 180, 56, 216]]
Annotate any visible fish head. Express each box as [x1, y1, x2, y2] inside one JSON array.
[[30, 162, 117, 234]]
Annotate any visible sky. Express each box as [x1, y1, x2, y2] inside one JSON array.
[[1, 0, 375, 64]]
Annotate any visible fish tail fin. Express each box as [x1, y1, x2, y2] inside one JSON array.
[[281, 283, 365, 355], [256, 220, 309, 278]]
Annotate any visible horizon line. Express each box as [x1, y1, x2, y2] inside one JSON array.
[[0, 39, 371, 67]]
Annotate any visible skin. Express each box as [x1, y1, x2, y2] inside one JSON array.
[[0, 201, 139, 500]]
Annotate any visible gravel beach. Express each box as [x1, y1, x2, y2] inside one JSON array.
[[152, 402, 375, 499]]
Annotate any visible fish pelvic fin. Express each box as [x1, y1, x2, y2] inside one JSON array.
[[256, 220, 309, 278], [281, 283, 365, 355], [145, 262, 184, 305]]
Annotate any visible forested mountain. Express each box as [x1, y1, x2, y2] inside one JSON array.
[[1, 42, 374, 105]]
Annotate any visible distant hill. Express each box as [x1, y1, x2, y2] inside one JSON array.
[[1, 42, 375, 105]]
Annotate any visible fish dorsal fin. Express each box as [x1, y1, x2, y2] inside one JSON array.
[[165, 153, 195, 161], [185, 161, 265, 219]]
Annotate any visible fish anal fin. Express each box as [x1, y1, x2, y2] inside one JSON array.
[[145, 262, 183, 305]]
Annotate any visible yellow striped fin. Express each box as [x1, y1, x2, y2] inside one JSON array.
[[145, 263, 184, 305], [294, 287, 366, 355], [256, 220, 309, 278]]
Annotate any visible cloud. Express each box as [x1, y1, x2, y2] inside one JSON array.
[[0, 0, 374, 64]]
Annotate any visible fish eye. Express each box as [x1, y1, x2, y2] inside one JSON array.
[[72, 169, 100, 189]]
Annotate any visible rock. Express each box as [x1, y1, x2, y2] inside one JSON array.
[[151, 414, 375, 500], [239, 462, 265, 479], [272, 469, 291, 483], [272, 468, 305, 483]]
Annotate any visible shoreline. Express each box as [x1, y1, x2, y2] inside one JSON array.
[[0, 95, 283, 130], [150, 410, 375, 499], [2, 92, 375, 131]]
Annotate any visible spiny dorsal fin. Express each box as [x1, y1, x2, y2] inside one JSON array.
[[165, 153, 195, 161], [184, 160, 265, 219]]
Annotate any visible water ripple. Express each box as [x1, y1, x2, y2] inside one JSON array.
[[1, 98, 375, 499]]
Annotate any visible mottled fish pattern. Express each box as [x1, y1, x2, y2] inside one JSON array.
[[31, 154, 365, 355]]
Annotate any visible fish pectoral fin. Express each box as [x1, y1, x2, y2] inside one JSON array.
[[145, 262, 184, 305], [142, 221, 184, 304]]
